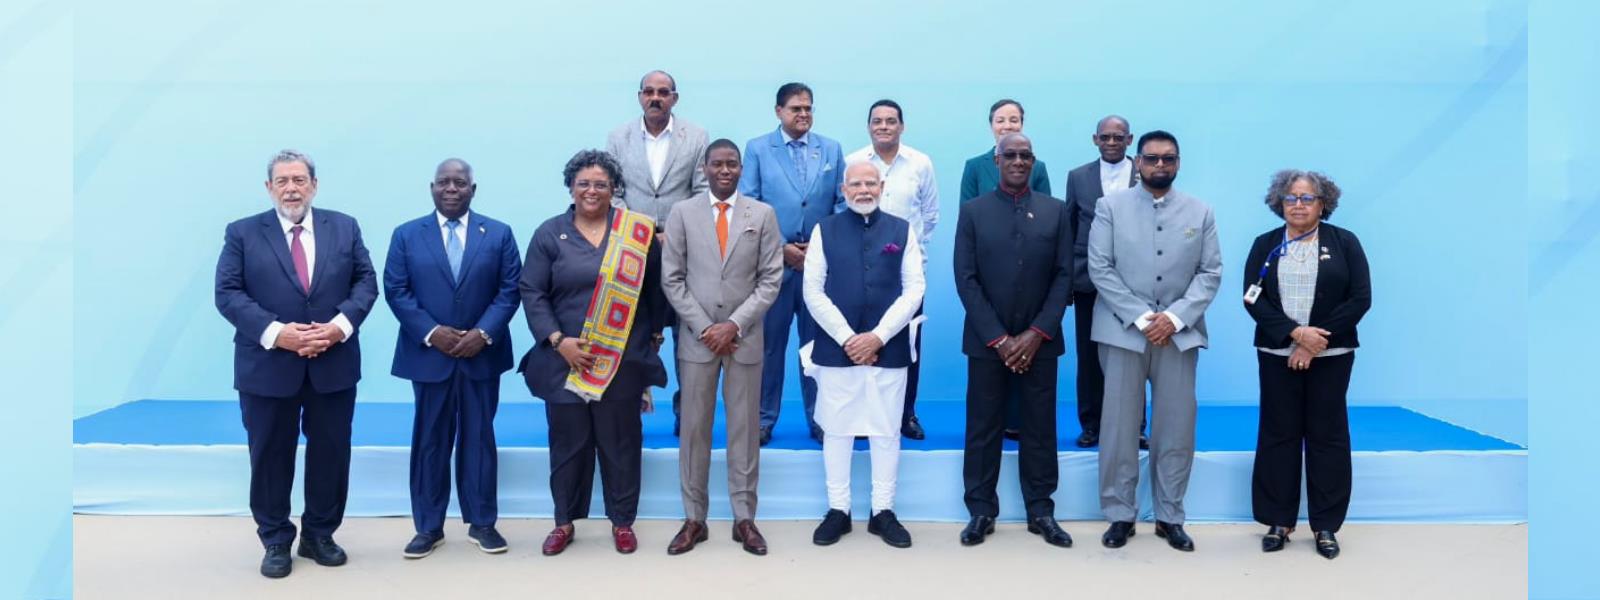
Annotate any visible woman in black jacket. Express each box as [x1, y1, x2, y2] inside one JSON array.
[[1242, 170, 1371, 559]]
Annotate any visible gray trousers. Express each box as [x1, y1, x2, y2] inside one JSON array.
[[677, 355, 761, 522], [1097, 342, 1198, 524]]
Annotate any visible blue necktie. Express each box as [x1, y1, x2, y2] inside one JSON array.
[[788, 139, 808, 184], [445, 219, 463, 280]]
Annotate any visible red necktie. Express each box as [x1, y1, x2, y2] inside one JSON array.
[[715, 202, 730, 258], [290, 225, 311, 293]]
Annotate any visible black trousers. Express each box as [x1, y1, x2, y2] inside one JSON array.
[[409, 373, 500, 534], [546, 381, 644, 527], [963, 356, 1059, 519], [1074, 291, 1145, 434], [239, 380, 356, 547], [1251, 351, 1355, 532]]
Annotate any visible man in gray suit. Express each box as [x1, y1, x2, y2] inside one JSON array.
[[660, 139, 784, 556], [606, 69, 710, 434], [1088, 130, 1221, 552]]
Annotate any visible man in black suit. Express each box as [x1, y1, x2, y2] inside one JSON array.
[[1064, 115, 1146, 449], [953, 133, 1075, 549]]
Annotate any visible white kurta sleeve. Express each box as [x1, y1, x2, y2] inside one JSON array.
[[869, 233, 925, 343], [802, 224, 856, 346]]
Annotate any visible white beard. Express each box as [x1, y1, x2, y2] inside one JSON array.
[[847, 199, 878, 215], [275, 200, 310, 224]]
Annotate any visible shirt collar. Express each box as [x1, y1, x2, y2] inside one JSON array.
[[781, 127, 810, 146], [277, 207, 314, 234], [709, 191, 738, 207], [1100, 157, 1130, 171], [435, 210, 470, 229], [641, 116, 674, 140]]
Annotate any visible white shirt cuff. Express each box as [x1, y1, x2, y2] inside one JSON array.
[[260, 321, 285, 350], [424, 324, 440, 347], [1163, 311, 1186, 333], [1135, 311, 1155, 331], [332, 313, 355, 343]]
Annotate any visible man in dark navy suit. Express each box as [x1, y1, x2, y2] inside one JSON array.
[[215, 149, 378, 579], [384, 158, 522, 559]]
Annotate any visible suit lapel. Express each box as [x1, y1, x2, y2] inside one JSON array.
[[307, 210, 333, 297], [721, 196, 752, 269], [457, 216, 488, 285], [259, 212, 306, 297], [627, 124, 658, 193], [419, 215, 454, 286], [687, 200, 721, 268], [770, 130, 806, 196]]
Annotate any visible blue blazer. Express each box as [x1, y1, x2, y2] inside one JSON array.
[[738, 127, 846, 243], [384, 212, 522, 383], [215, 209, 379, 398]]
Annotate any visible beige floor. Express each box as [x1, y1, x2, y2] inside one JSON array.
[[74, 516, 1525, 600]]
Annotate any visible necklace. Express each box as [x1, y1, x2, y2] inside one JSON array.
[[1286, 236, 1318, 262]]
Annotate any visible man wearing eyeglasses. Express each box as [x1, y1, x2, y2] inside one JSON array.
[[953, 133, 1076, 549], [1065, 116, 1148, 450], [605, 69, 709, 436], [1088, 130, 1222, 552]]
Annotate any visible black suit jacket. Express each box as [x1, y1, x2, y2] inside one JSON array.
[[953, 190, 1074, 359], [1065, 159, 1136, 293], [1241, 222, 1371, 349]]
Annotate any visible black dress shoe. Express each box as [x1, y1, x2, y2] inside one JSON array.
[[960, 516, 996, 546], [1139, 434, 1150, 450], [1261, 526, 1292, 553], [1075, 430, 1099, 448], [468, 525, 508, 554], [403, 531, 445, 559], [809, 424, 825, 443], [297, 536, 348, 566], [1102, 521, 1135, 548], [812, 509, 852, 545], [260, 543, 292, 578], [1154, 521, 1194, 552], [1002, 428, 1021, 441], [759, 425, 773, 446], [901, 415, 925, 440], [1027, 516, 1073, 548], [1314, 530, 1340, 559], [867, 510, 912, 548]]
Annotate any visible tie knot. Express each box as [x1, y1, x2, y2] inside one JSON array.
[[788, 140, 804, 149], [716, 202, 730, 213], [446, 218, 460, 230], [290, 225, 304, 236]]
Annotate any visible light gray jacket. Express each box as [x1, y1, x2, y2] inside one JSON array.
[[660, 193, 784, 364], [1088, 186, 1223, 353], [606, 116, 710, 225]]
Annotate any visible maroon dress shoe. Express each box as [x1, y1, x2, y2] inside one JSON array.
[[733, 519, 769, 556], [667, 520, 708, 555], [613, 525, 638, 554], [542, 525, 574, 556]]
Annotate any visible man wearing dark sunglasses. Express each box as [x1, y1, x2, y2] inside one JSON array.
[[1087, 130, 1222, 553], [1065, 115, 1148, 450]]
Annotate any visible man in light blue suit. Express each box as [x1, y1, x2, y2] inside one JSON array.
[[384, 158, 522, 559], [739, 82, 846, 444]]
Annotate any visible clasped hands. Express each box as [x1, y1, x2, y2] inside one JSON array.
[[1287, 326, 1331, 371], [700, 322, 740, 356], [1142, 313, 1178, 347], [994, 330, 1044, 374], [843, 332, 884, 366], [274, 322, 346, 358], [427, 327, 490, 359]]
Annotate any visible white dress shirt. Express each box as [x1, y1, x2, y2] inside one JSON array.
[[258, 207, 356, 349], [707, 190, 737, 223], [847, 144, 940, 260], [642, 116, 674, 189], [1100, 157, 1134, 195]]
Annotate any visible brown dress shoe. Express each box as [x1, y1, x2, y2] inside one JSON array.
[[666, 520, 708, 555], [733, 519, 768, 556], [613, 525, 638, 554], [542, 525, 574, 556]]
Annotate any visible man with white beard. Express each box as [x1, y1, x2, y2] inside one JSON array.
[[801, 161, 925, 548]]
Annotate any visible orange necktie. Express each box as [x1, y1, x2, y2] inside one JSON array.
[[715, 202, 730, 257]]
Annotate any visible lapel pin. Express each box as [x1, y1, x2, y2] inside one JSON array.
[[1027, 212, 1035, 219], [559, 233, 568, 240], [479, 225, 485, 233]]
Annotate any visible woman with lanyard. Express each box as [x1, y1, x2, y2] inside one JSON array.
[[1241, 170, 1371, 559], [519, 149, 669, 556]]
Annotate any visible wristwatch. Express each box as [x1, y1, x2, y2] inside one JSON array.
[[549, 332, 565, 347], [475, 329, 493, 345]]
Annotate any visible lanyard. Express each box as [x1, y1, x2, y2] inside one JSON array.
[[1254, 228, 1318, 284]]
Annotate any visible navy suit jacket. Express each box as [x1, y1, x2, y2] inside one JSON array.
[[215, 208, 379, 397], [384, 212, 522, 383], [738, 127, 846, 243]]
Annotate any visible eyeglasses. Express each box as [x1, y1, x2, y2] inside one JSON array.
[[271, 176, 311, 188], [638, 87, 675, 98], [1000, 151, 1035, 161], [573, 180, 613, 192], [1140, 154, 1179, 165], [1097, 134, 1128, 143], [1280, 194, 1321, 206]]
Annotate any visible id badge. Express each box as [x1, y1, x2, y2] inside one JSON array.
[[1244, 284, 1263, 305]]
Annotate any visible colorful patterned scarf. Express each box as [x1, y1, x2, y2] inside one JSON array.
[[564, 208, 656, 402]]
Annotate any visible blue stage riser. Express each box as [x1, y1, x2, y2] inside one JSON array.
[[74, 444, 1526, 523]]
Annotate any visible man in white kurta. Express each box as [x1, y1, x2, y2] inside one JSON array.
[[801, 162, 925, 548]]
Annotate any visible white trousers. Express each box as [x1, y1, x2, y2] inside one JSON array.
[[822, 432, 901, 514]]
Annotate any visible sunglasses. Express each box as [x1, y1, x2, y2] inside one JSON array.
[[1140, 154, 1179, 165], [1000, 151, 1035, 161], [1097, 134, 1128, 143], [1280, 194, 1321, 207]]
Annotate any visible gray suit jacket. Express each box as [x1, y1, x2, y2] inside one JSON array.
[[607, 116, 710, 226], [1087, 186, 1222, 353], [660, 193, 785, 364]]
